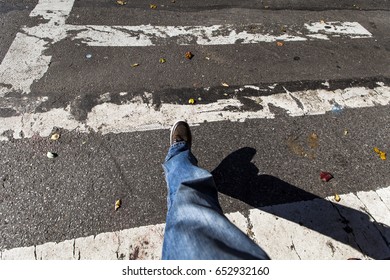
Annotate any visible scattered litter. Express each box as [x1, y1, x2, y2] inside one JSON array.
[[334, 193, 341, 202], [150, 4, 157, 9], [221, 82, 229, 87], [198, 97, 202, 101], [321, 81, 330, 88], [264, 6, 270, 9], [223, 93, 228, 96], [374, 147, 386, 160], [281, 26, 287, 33], [185, 51, 194, 59], [50, 133, 60, 141], [344, 129, 348, 135], [320, 20, 325, 24], [116, 0, 127, 5], [131, 63, 140, 67], [171, 0, 176, 3], [188, 98, 195, 104], [276, 41, 284, 47], [159, 58, 166, 64], [320, 171, 333, 182], [115, 199, 121, 211], [85, 54, 92, 59], [205, 57, 210, 60], [46, 152, 57, 159], [331, 103, 343, 114]]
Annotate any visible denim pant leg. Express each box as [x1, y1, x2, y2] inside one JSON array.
[[161, 141, 270, 260]]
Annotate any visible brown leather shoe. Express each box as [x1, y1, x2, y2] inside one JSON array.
[[170, 121, 192, 147]]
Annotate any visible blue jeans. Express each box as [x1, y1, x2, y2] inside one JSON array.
[[162, 141, 270, 260]]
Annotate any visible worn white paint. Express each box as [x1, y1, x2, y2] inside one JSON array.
[[305, 21, 372, 38], [0, 0, 74, 96], [0, 85, 389, 140], [0, 0, 374, 96], [68, 21, 372, 47], [2, 186, 389, 260]]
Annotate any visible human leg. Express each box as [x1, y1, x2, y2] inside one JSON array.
[[161, 121, 270, 260]]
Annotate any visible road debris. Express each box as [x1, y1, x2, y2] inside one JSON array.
[[221, 82, 229, 87], [185, 51, 194, 59], [205, 56, 210, 60], [331, 103, 343, 114], [116, 0, 127, 5], [46, 152, 57, 159], [159, 58, 166, 64], [131, 63, 140, 67], [374, 147, 386, 160], [115, 199, 121, 211], [344, 129, 348, 135], [334, 193, 341, 202], [320, 171, 333, 182], [309, 132, 319, 149], [188, 98, 195, 104], [50, 133, 60, 141]]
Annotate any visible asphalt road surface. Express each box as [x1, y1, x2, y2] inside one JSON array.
[[0, 0, 389, 255]]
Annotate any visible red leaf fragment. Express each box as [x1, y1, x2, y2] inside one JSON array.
[[320, 171, 333, 182]]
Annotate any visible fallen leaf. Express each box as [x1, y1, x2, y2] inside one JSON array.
[[150, 4, 157, 9], [309, 132, 319, 149], [115, 199, 121, 211], [46, 152, 57, 159], [188, 98, 195, 104], [50, 133, 60, 141], [334, 193, 341, 202], [320, 171, 333, 182], [185, 51, 194, 59], [159, 58, 166, 63], [131, 63, 140, 67], [374, 147, 387, 160], [221, 82, 229, 87], [276, 41, 284, 47], [116, 0, 127, 5]]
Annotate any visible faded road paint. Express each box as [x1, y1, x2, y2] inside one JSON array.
[[0, 84, 389, 141], [0, 0, 373, 96]]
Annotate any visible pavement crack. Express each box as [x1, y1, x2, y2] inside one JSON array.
[[356, 194, 390, 247], [72, 239, 76, 259], [241, 210, 257, 243], [114, 231, 121, 260], [290, 236, 301, 259], [329, 201, 365, 255], [375, 190, 390, 212]]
